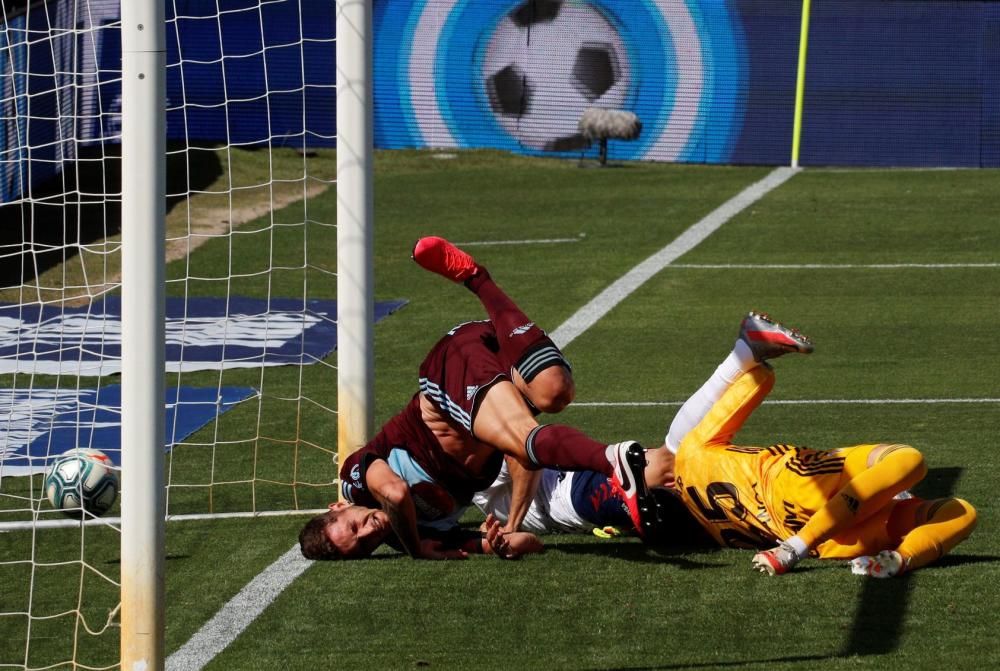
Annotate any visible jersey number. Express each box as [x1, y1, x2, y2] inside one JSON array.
[[686, 482, 772, 549]]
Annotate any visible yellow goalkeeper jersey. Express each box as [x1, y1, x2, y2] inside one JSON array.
[[674, 441, 850, 550]]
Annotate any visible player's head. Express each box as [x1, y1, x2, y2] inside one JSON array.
[[298, 501, 391, 560], [649, 487, 714, 548]]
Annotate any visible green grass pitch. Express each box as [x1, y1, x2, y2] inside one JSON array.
[[1, 151, 998, 670]]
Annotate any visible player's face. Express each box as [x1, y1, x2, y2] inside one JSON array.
[[324, 503, 391, 559]]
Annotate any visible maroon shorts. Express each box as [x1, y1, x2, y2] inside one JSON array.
[[417, 320, 569, 432]]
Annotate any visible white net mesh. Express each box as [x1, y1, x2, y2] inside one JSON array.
[[0, 1, 339, 667]]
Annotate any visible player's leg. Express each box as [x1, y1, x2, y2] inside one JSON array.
[[753, 443, 928, 575], [665, 311, 813, 453], [798, 443, 927, 545], [413, 236, 573, 413], [473, 380, 622, 475], [465, 268, 573, 411], [679, 363, 776, 455], [850, 497, 978, 577], [472, 381, 659, 537], [893, 497, 978, 570], [566, 470, 632, 535]]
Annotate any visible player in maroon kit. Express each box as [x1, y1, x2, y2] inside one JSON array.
[[298, 237, 659, 560]]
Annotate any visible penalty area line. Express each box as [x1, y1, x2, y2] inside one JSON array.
[[670, 262, 1000, 269], [165, 544, 312, 671], [550, 166, 798, 349], [572, 398, 1000, 407]]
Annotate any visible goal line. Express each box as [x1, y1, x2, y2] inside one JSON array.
[[0, 507, 328, 533]]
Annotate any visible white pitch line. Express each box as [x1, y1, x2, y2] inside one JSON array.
[[573, 398, 1000, 407], [165, 545, 313, 671], [170, 167, 796, 669], [550, 166, 798, 349], [453, 236, 584, 246], [671, 263, 1000, 269], [0, 508, 330, 534]]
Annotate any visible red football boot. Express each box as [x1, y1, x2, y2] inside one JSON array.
[[738, 311, 814, 361], [751, 541, 801, 576], [412, 236, 480, 283], [608, 441, 660, 540]]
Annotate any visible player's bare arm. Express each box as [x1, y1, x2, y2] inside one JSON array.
[[365, 459, 466, 560], [501, 456, 542, 532]]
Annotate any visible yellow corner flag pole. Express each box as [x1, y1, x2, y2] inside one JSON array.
[[791, 0, 812, 168]]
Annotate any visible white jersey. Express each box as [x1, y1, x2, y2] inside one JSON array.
[[473, 462, 592, 534]]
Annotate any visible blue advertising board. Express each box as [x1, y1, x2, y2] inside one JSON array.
[[372, 0, 1000, 168], [3, 0, 999, 206]]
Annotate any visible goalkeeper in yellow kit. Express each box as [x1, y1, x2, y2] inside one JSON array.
[[470, 311, 976, 576], [669, 312, 977, 577]]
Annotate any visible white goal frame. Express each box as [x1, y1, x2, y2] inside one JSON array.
[[336, 0, 375, 469], [120, 1, 166, 668]]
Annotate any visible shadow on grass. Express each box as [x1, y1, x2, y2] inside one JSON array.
[[921, 553, 1000, 569], [0, 143, 222, 287], [105, 554, 192, 565], [547, 540, 724, 567], [604, 653, 842, 670], [839, 465, 965, 658], [839, 573, 914, 656], [912, 466, 965, 499], [544, 538, 842, 573], [604, 465, 982, 669]]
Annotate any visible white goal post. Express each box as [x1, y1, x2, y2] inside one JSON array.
[[0, 1, 373, 669], [120, 1, 166, 668], [336, 0, 375, 471]]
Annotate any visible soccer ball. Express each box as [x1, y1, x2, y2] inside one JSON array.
[[44, 448, 120, 518], [483, 0, 630, 151]]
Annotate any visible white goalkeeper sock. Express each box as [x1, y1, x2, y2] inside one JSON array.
[[664, 340, 760, 453], [783, 534, 810, 560]]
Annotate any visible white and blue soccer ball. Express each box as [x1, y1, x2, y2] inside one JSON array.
[[44, 448, 119, 518]]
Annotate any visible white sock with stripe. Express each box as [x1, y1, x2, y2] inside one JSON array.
[[664, 340, 758, 453]]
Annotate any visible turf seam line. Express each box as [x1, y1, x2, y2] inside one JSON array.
[[453, 236, 584, 246], [165, 545, 312, 671], [550, 166, 798, 349], [171, 166, 797, 669]]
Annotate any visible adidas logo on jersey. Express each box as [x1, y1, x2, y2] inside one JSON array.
[[466, 385, 479, 400], [510, 322, 534, 336], [841, 492, 860, 514]]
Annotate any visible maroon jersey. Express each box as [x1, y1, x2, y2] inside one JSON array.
[[340, 320, 565, 530], [340, 395, 503, 530]]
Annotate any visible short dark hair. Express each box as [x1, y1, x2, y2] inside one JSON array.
[[650, 488, 715, 549], [299, 511, 341, 560]]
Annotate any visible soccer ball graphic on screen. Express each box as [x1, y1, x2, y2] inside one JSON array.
[[45, 448, 119, 518], [484, 0, 630, 151]]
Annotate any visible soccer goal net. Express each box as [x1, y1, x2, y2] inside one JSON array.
[[0, 0, 351, 667]]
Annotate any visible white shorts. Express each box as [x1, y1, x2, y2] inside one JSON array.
[[473, 462, 591, 534]]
